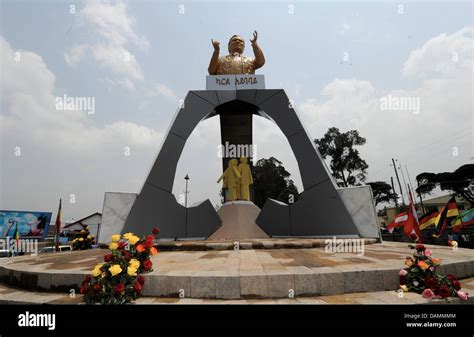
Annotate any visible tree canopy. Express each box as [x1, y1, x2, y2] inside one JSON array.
[[252, 157, 300, 208], [367, 181, 397, 206], [314, 127, 369, 187], [415, 164, 474, 203]]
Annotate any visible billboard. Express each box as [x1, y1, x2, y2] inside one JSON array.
[[0, 210, 52, 239]]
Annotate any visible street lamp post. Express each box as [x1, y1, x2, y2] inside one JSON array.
[[184, 174, 189, 238]]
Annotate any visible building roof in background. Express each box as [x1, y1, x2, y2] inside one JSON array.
[[63, 212, 102, 228], [421, 195, 468, 205]]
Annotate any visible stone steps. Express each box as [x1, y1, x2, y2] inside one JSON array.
[[1, 242, 473, 300]]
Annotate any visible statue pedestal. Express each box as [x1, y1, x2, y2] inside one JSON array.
[[208, 201, 269, 240]]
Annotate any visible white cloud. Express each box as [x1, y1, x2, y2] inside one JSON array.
[[1, 36, 161, 218], [403, 27, 473, 78], [64, 0, 149, 90], [298, 28, 473, 187]]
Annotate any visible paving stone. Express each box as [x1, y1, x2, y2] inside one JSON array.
[[295, 297, 328, 304], [268, 273, 295, 298], [190, 276, 216, 298], [317, 268, 345, 295], [216, 276, 240, 299], [240, 275, 268, 298], [294, 272, 320, 296], [37, 273, 52, 290]]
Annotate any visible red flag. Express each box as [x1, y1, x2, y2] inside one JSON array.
[[55, 199, 62, 252], [386, 212, 408, 233], [406, 186, 423, 243]]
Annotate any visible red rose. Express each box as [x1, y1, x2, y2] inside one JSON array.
[[447, 274, 457, 282], [424, 277, 437, 290], [415, 244, 426, 251], [146, 235, 154, 242], [410, 234, 418, 240], [104, 254, 113, 262], [145, 240, 154, 248], [453, 280, 461, 291], [133, 281, 142, 293], [121, 250, 131, 261], [399, 275, 407, 285], [83, 275, 91, 285], [152, 228, 160, 235], [93, 283, 101, 293], [439, 286, 451, 299], [114, 283, 125, 294], [118, 241, 127, 249], [137, 275, 145, 285], [80, 285, 89, 294], [143, 259, 153, 271]]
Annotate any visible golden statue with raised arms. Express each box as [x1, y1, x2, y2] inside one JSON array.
[[208, 31, 265, 75]]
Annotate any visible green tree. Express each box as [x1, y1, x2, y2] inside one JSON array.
[[252, 157, 300, 208], [367, 181, 397, 206], [416, 164, 474, 204], [314, 127, 369, 187]]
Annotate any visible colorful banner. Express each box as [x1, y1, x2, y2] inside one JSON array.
[[0, 210, 52, 239]]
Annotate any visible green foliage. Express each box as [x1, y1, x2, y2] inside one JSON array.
[[368, 181, 397, 206], [314, 127, 368, 187], [416, 164, 474, 203], [252, 157, 299, 208]]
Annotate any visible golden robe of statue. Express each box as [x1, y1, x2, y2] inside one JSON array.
[[217, 159, 241, 201], [238, 157, 253, 201], [208, 31, 265, 75]]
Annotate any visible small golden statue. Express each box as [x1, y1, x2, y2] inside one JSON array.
[[238, 157, 253, 201], [217, 159, 241, 201], [208, 31, 265, 75], [217, 157, 254, 202]]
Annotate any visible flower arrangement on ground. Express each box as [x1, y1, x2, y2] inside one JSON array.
[[399, 243, 468, 301], [80, 227, 160, 304], [71, 226, 95, 250]]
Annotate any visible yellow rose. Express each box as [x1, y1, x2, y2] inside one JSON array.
[[109, 264, 122, 277], [109, 242, 119, 250], [111, 234, 121, 242], [127, 266, 138, 276], [92, 264, 103, 277], [400, 285, 408, 292], [128, 235, 140, 245], [87, 235, 92, 239], [129, 259, 140, 270], [79, 238, 84, 241], [123, 232, 134, 240]]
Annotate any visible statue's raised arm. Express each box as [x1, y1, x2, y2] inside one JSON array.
[[208, 31, 265, 75], [249, 31, 265, 70]]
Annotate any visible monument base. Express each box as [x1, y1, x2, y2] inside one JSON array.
[[208, 201, 269, 240]]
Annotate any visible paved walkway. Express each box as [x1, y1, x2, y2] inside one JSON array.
[[0, 277, 473, 305], [1, 242, 473, 299]]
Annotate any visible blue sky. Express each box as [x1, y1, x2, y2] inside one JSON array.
[[1, 0, 472, 222]]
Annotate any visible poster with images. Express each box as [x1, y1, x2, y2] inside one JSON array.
[[0, 210, 52, 239]]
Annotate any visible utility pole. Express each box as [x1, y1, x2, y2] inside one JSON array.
[[397, 161, 409, 204], [391, 158, 405, 207], [405, 164, 420, 205], [391, 176, 399, 210]]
